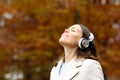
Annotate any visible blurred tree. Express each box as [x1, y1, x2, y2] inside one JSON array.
[[0, 0, 120, 80]]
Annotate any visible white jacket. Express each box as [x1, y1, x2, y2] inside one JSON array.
[[50, 57, 104, 80]]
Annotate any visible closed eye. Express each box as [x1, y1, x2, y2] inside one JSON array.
[[71, 29, 76, 32]]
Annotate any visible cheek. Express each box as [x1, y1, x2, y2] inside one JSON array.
[[69, 36, 80, 46]]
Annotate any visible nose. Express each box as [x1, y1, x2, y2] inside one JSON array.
[[64, 28, 69, 33]]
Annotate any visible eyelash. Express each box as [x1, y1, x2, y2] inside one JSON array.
[[71, 30, 75, 32]]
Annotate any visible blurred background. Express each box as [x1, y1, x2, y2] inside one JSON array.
[[0, 0, 120, 80]]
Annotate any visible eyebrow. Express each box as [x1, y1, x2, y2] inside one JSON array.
[[69, 27, 75, 29], [70, 27, 80, 32]]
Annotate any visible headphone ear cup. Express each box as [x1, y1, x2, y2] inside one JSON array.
[[78, 38, 89, 49]]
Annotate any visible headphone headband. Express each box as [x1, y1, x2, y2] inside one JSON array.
[[89, 33, 94, 42]]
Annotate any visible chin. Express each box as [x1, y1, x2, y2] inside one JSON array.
[[59, 39, 70, 47], [59, 39, 64, 45]]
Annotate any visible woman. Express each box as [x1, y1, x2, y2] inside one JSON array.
[[50, 24, 105, 80]]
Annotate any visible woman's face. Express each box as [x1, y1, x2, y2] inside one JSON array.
[[59, 24, 83, 47]]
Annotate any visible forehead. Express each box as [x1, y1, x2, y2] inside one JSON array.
[[69, 24, 82, 32]]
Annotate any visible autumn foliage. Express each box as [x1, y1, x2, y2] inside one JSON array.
[[0, 0, 120, 80]]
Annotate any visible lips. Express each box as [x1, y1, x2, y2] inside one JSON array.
[[62, 33, 68, 37]]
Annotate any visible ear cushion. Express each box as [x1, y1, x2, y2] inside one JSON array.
[[78, 38, 89, 49]]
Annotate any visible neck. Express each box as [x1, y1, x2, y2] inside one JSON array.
[[63, 46, 77, 63]]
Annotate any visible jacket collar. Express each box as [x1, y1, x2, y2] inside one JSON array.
[[54, 56, 85, 80]]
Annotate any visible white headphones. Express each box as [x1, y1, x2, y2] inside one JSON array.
[[78, 33, 94, 49]]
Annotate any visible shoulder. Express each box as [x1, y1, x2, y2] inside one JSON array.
[[81, 59, 104, 79], [80, 59, 103, 72], [82, 59, 103, 74], [72, 58, 104, 80], [83, 59, 101, 66], [72, 57, 101, 68]]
